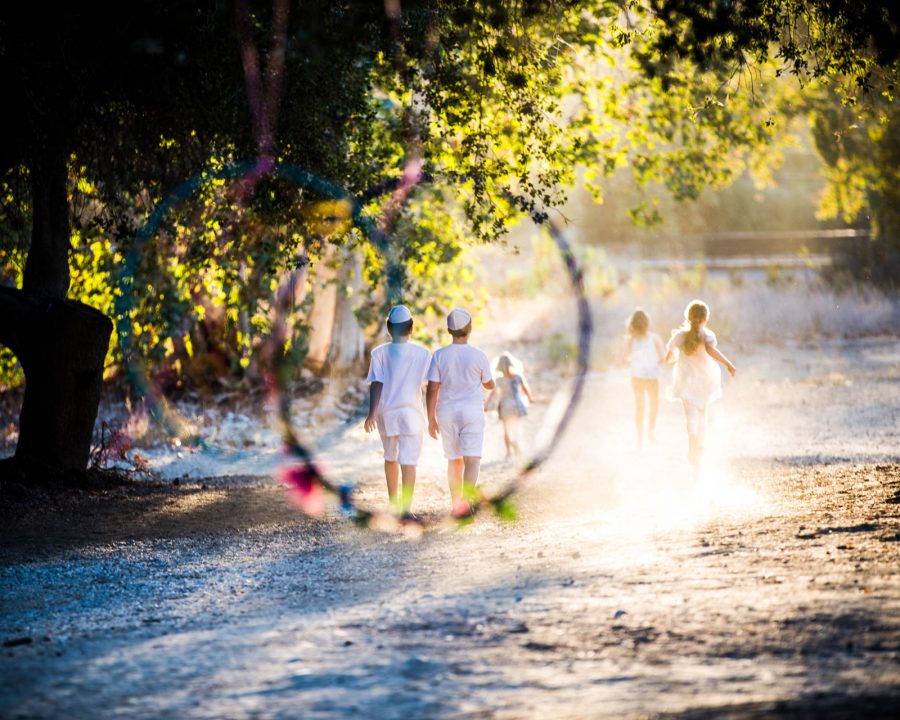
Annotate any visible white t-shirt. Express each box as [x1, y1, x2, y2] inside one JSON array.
[[427, 343, 493, 416], [366, 341, 431, 436]]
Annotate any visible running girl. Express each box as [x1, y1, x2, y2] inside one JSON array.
[[665, 300, 737, 465]]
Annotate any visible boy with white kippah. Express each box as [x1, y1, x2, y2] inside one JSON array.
[[365, 305, 431, 514], [426, 308, 495, 514]]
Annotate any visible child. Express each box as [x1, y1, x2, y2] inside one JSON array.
[[622, 308, 664, 449], [665, 299, 737, 465], [364, 305, 431, 514], [485, 351, 534, 459], [426, 308, 495, 514]]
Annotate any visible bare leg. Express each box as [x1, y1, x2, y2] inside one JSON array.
[[632, 378, 645, 448], [399, 464, 417, 513], [648, 380, 659, 442], [682, 401, 705, 465], [462, 456, 481, 493], [508, 417, 521, 456], [696, 405, 707, 455], [501, 417, 513, 457], [384, 460, 399, 503], [447, 458, 464, 504]]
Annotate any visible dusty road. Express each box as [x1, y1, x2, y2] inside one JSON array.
[[1, 336, 899, 718]]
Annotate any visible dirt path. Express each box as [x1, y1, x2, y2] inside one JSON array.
[[2, 337, 899, 718]]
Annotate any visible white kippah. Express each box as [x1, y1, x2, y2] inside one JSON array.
[[387, 305, 412, 323], [447, 308, 472, 331]]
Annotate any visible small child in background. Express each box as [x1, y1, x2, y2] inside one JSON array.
[[485, 351, 534, 459], [665, 299, 737, 466], [622, 308, 665, 449]]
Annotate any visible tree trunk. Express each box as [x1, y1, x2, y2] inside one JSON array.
[[0, 136, 113, 481], [22, 128, 70, 297], [0, 288, 113, 476], [305, 246, 365, 374], [304, 266, 337, 372], [326, 248, 365, 371]]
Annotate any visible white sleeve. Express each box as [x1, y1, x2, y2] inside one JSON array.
[[481, 352, 493, 382], [426, 353, 441, 383], [366, 349, 383, 383], [704, 329, 718, 347]]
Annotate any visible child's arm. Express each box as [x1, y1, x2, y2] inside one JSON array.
[[364, 382, 383, 432], [484, 387, 496, 410], [426, 381, 441, 438], [520, 375, 534, 403], [707, 345, 737, 377], [664, 332, 678, 364], [481, 355, 495, 391]]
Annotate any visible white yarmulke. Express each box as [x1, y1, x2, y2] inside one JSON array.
[[387, 305, 412, 323], [447, 308, 472, 331]]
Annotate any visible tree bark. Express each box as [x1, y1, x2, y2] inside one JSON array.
[[1, 136, 112, 480], [304, 264, 337, 372], [0, 288, 112, 476], [22, 129, 70, 296], [326, 248, 365, 370], [304, 245, 365, 374]]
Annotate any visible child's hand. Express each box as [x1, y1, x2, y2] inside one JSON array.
[[364, 414, 376, 433], [727, 364, 737, 377], [428, 418, 440, 439]]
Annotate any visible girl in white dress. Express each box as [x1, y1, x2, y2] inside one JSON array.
[[665, 300, 737, 465], [622, 308, 664, 449]]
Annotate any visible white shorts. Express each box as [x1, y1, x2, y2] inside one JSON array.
[[379, 428, 424, 466], [437, 412, 485, 459]]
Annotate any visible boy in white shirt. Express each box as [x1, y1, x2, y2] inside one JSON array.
[[364, 305, 431, 514], [426, 308, 495, 513]]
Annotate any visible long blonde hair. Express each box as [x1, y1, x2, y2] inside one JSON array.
[[493, 351, 523, 377], [626, 307, 650, 338], [680, 300, 709, 355]]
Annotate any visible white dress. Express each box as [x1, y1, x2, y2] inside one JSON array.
[[497, 375, 528, 419], [666, 328, 722, 408]]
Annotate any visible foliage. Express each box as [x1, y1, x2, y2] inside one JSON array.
[[643, 0, 900, 287], [3, 0, 898, 394], [646, 0, 899, 98], [807, 85, 900, 286], [0, 168, 29, 387]]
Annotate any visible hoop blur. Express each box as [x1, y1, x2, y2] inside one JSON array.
[[113, 162, 377, 458]]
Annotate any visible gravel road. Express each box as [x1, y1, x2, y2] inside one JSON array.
[[2, 337, 898, 719]]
